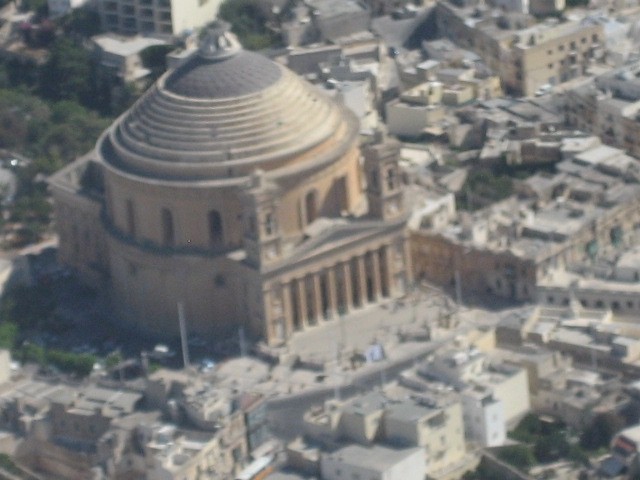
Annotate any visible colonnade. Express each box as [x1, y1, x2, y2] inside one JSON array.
[[280, 245, 398, 333]]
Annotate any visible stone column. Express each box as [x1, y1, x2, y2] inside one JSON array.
[[296, 278, 308, 328], [342, 261, 353, 312], [403, 237, 413, 286], [357, 255, 368, 306], [371, 251, 382, 301], [379, 247, 390, 297], [282, 281, 294, 338], [327, 268, 338, 319], [312, 272, 323, 323], [383, 244, 396, 296]]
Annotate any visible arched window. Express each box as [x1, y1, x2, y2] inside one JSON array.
[[161, 208, 174, 246], [305, 190, 318, 225], [386, 168, 397, 191], [265, 213, 276, 236], [370, 170, 379, 189], [208, 210, 223, 245], [126, 199, 135, 237]]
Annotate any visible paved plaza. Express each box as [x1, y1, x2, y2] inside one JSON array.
[[216, 286, 519, 402]]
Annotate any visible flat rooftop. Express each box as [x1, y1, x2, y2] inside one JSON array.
[[323, 444, 422, 472], [308, 0, 367, 17], [93, 34, 166, 57]]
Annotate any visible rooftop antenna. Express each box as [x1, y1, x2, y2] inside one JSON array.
[[178, 302, 190, 369]]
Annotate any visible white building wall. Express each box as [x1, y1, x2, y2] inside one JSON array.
[[99, 0, 222, 37], [462, 394, 506, 447], [492, 368, 531, 424], [170, 0, 222, 36], [0, 350, 9, 385], [320, 447, 424, 480], [385, 101, 445, 138], [48, 0, 89, 18], [490, 0, 529, 13]]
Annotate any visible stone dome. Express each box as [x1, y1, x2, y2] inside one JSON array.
[[98, 21, 356, 182]]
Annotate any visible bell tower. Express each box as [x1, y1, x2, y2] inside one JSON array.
[[363, 138, 405, 220], [242, 170, 282, 269]]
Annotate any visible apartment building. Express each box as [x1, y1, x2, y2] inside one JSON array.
[[92, 34, 167, 85], [536, 238, 640, 319], [507, 20, 603, 96], [321, 445, 424, 480], [422, 348, 531, 424], [301, 390, 468, 479], [411, 139, 640, 303], [497, 303, 640, 378], [48, 0, 89, 18], [435, 0, 604, 96], [564, 63, 640, 159], [98, 0, 222, 37], [494, 344, 630, 429], [460, 388, 506, 447]]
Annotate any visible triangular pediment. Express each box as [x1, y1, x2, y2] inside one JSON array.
[[262, 216, 407, 274]]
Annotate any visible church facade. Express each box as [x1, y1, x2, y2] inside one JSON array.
[[49, 22, 412, 345]]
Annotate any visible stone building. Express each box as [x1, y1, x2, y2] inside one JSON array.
[[300, 390, 468, 479], [49, 22, 412, 345], [48, 0, 89, 19], [435, 0, 604, 96], [411, 140, 640, 303], [97, 0, 222, 37], [564, 63, 640, 159]]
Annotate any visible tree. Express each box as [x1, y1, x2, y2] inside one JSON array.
[[0, 284, 56, 330], [580, 412, 625, 450], [458, 168, 513, 211], [47, 349, 96, 377], [0, 322, 17, 349], [105, 351, 123, 370], [534, 431, 571, 463], [19, 342, 45, 365], [620, 401, 640, 426], [140, 44, 174, 82], [58, 6, 102, 39], [38, 38, 95, 107], [219, 0, 280, 50], [510, 413, 544, 442], [21, 0, 48, 18], [496, 445, 535, 470]]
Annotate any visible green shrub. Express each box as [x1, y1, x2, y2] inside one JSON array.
[[496, 445, 535, 469]]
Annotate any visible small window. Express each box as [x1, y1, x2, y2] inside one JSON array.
[[161, 208, 174, 247], [305, 190, 318, 224], [208, 210, 223, 245], [386, 168, 397, 190], [265, 213, 276, 236], [371, 170, 379, 189], [126, 199, 135, 237]]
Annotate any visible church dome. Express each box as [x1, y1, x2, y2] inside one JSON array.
[[98, 21, 357, 182]]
